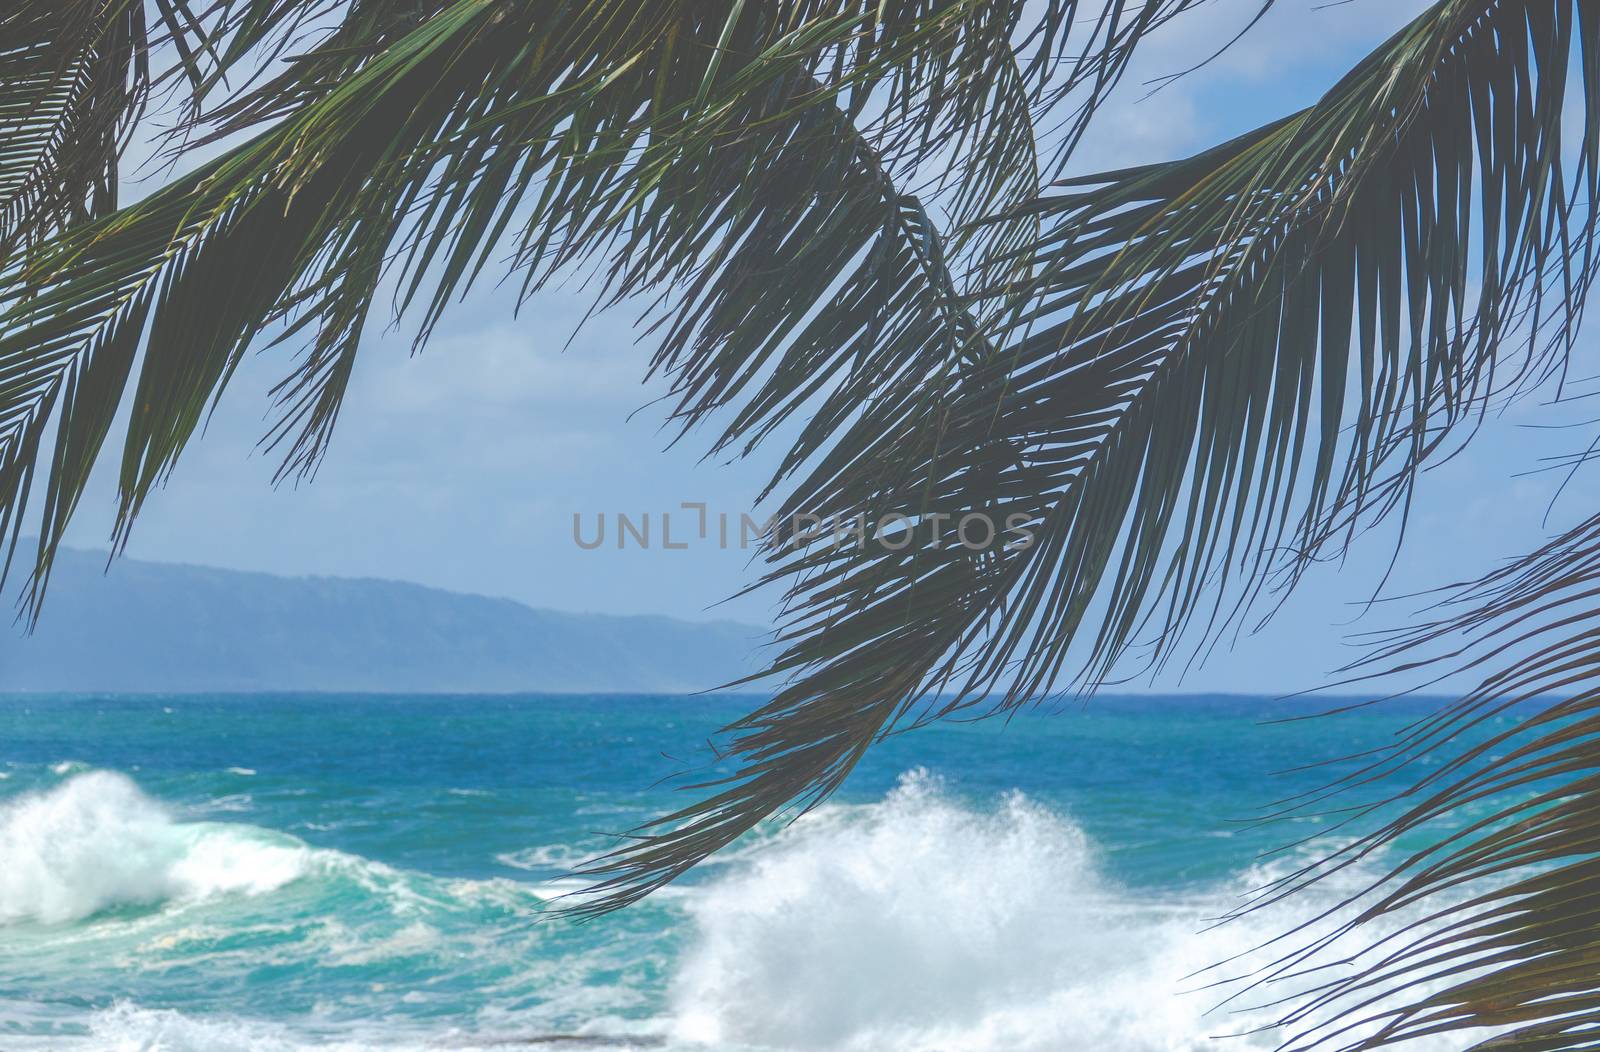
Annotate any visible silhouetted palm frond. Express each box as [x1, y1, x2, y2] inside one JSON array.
[[1225, 501, 1600, 1051], [575, 0, 1600, 916], [0, 1, 152, 257], [0, 0, 1197, 608]]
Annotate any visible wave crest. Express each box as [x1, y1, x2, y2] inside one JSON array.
[[0, 771, 312, 924], [668, 769, 1470, 1052]]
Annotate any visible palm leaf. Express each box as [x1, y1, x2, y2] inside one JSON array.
[[0, 1, 152, 258], [0, 0, 1196, 606], [572, 0, 1600, 914], [1225, 509, 1600, 1051]]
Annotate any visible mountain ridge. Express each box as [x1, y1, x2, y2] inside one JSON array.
[[0, 547, 770, 694]]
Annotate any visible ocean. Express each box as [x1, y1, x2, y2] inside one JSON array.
[[0, 693, 1498, 1051]]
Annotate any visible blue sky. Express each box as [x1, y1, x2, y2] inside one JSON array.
[[56, 0, 1600, 694]]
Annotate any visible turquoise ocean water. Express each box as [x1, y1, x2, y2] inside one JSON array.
[[0, 693, 1499, 1051]]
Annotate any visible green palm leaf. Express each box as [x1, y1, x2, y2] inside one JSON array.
[[1228, 514, 1600, 1051], [573, 0, 1600, 916], [0, 0, 1202, 607], [0, 1, 151, 258]]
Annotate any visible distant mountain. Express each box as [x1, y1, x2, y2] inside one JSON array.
[[0, 548, 770, 694]]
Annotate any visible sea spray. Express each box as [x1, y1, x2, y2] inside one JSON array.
[[669, 770, 1486, 1052], [670, 769, 1238, 1050], [0, 772, 310, 924]]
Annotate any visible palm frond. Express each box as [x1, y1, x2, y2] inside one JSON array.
[[1224, 504, 1600, 1052], [574, 0, 1600, 913], [0, 1, 152, 258], [0, 0, 1198, 604]]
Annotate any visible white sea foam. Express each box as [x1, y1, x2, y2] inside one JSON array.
[[668, 769, 1487, 1052], [192, 793, 255, 814], [324, 920, 443, 966], [78, 1004, 491, 1052], [0, 772, 312, 924], [496, 841, 601, 871], [35, 1003, 661, 1052]]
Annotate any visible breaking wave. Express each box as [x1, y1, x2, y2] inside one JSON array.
[[667, 770, 1480, 1052], [0, 772, 312, 925]]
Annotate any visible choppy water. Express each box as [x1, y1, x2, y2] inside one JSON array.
[[0, 693, 1502, 1051]]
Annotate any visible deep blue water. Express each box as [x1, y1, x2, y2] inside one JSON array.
[[0, 693, 1494, 1051]]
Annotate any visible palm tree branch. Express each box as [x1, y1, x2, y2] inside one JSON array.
[[572, 0, 1600, 919], [0, 0, 1132, 610]]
